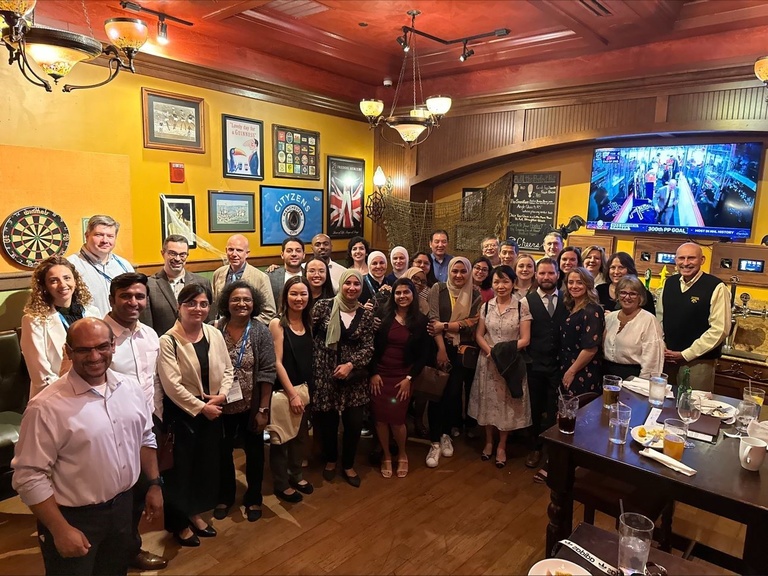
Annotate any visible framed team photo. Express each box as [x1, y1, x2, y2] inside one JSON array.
[[142, 88, 205, 153]]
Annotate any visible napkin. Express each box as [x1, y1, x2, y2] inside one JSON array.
[[622, 378, 673, 399], [640, 448, 697, 476], [748, 420, 768, 443]]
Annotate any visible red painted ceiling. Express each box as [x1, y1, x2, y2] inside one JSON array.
[[29, 0, 768, 105]]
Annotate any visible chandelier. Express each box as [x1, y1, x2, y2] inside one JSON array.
[[0, 0, 148, 92]]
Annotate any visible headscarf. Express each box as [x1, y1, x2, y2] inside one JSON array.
[[389, 246, 409, 279], [446, 256, 473, 345], [367, 251, 387, 281], [325, 269, 363, 349], [403, 266, 429, 314]]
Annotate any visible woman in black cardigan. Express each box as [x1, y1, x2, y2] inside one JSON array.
[[369, 278, 430, 478]]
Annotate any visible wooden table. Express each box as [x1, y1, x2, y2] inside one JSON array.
[[554, 522, 729, 575], [542, 390, 768, 575]]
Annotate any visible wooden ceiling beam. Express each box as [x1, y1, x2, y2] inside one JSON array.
[[531, 0, 609, 47], [202, 0, 272, 22]]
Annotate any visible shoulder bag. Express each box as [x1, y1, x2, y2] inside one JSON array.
[[412, 365, 450, 402]]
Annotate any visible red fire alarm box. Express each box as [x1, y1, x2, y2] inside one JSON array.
[[169, 163, 185, 183]]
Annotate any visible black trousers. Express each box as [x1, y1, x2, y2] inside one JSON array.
[[314, 406, 365, 470], [428, 346, 472, 443], [527, 367, 559, 451], [38, 490, 133, 576], [219, 411, 264, 507], [129, 474, 148, 558]]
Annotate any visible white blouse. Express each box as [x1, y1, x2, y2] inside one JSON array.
[[603, 309, 665, 378]]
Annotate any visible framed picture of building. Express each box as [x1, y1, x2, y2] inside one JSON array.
[[208, 191, 255, 233]]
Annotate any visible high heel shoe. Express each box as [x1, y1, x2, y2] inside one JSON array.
[[495, 449, 507, 469], [174, 531, 200, 547], [190, 523, 217, 537], [341, 469, 361, 488]]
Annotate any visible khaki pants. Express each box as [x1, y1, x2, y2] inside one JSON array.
[[664, 358, 716, 392]]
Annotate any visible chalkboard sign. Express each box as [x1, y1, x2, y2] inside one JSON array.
[[506, 172, 560, 252]]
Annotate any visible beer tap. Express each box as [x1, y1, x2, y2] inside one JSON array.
[[740, 293, 751, 318]]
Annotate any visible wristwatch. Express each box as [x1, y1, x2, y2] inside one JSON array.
[[147, 476, 164, 487], [258, 407, 270, 414], [405, 375, 412, 381], [443, 322, 449, 332]]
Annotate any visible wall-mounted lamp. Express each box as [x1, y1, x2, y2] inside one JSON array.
[[373, 166, 393, 191]]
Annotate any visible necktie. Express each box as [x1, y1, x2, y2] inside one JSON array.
[[546, 294, 555, 317]]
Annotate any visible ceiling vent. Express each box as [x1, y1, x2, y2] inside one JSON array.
[[578, 0, 613, 17], [263, 0, 328, 19]]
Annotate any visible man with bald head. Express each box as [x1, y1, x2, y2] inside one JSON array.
[[656, 242, 731, 391], [310, 233, 347, 292], [212, 234, 276, 325], [12, 318, 161, 576]]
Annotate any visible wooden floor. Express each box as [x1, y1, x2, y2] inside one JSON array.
[[0, 433, 740, 575]]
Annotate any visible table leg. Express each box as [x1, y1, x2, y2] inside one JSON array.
[[545, 443, 575, 557], [743, 517, 768, 575]]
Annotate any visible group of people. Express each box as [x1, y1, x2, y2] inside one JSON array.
[[10, 215, 731, 576]]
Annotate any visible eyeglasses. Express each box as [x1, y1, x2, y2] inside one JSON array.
[[619, 291, 639, 299], [473, 265, 489, 273], [181, 301, 210, 309], [69, 342, 113, 356], [164, 250, 188, 260]]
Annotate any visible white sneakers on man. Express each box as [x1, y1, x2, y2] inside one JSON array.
[[426, 444, 440, 468], [440, 434, 454, 457]]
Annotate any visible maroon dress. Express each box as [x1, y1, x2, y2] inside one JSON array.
[[372, 321, 410, 425]]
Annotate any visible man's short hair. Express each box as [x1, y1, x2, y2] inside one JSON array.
[[109, 272, 148, 299], [163, 234, 190, 250], [431, 229, 449, 242], [86, 215, 120, 234], [501, 239, 519, 255], [536, 257, 558, 272], [544, 231, 563, 243], [282, 237, 305, 251]]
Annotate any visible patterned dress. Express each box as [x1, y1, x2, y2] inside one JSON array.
[[559, 302, 605, 395], [468, 298, 533, 431]]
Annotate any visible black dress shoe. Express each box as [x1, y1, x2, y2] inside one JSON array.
[[525, 450, 542, 469], [190, 523, 217, 537], [289, 479, 314, 495], [322, 467, 336, 482], [246, 506, 262, 522], [275, 489, 303, 503], [341, 470, 361, 488], [174, 531, 200, 547], [213, 504, 231, 520]]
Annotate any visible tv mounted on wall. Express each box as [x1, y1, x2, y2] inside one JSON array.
[[587, 142, 763, 240]]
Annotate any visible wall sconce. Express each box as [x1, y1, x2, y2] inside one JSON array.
[[373, 166, 393, 192]]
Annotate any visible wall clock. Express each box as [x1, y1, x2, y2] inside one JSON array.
[[2, 207, 70, 268]]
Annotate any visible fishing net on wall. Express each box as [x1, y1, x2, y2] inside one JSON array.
[[378, 172, 513, 257]]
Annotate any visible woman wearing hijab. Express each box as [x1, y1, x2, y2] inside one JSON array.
[[311, 269, 375, 487], [426, 257, 482, 468], [403, 267, 430, 315], [384, 246, 409, 285], [361, 250, 390, 308]]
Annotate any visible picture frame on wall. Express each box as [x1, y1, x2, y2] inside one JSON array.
[[160, 194, 197, 248], [272, 124, 320, 180], [259, 185, 323, 246], [208, 191, 255, 233], [221, 114, 264, 180], [142, 88, 205, 153], [462, 187, 484, 221], [326, 156, 365, 238]]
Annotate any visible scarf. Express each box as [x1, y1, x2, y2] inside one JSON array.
[[446, 256, 473, 345], [367, 250, 387, 283], [403, 267, 430, 313], [390, 246, 409, 279], [325, 269, 363, 350]]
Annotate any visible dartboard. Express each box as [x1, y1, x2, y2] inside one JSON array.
[[2, 207, 70, 268]]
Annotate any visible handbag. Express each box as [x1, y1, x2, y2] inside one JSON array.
[[412, 365, 450, 402], [267, 383, 309, 445], [457, 345, 479, 370]]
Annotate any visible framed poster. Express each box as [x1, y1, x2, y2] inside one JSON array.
[[462, 187, 484, 221], [222, 114, 264, 180], [272, 124, 320, 180], [506, 172, 560, 252], [160, 195, 197, 248], [259, 185, 323, 246], [208, 191, 255, 233], [326, 156, 364, 238], [142, 88, 205, 153]]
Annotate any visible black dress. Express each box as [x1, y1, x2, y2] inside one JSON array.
[[559, 302, 605, 395]]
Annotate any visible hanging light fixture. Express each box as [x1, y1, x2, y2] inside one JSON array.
[[0, 0, 148, 92], [359, 10, 452, 148], [755, 56, 768, 98]]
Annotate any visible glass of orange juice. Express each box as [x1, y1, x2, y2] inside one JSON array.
[[744, 385, 765, 407], [663, 418, 687, 461]]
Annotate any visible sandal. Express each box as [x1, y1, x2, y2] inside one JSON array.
[[396, 458, 409, 478], [381, 459, 393, 479]]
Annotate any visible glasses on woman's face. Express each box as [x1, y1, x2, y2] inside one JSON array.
[[181, 300, 210, 309], [473, 265, 489, 274], [618, 291, 639, 299]]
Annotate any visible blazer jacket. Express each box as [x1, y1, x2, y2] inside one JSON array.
[[21, 305, 100, 398], [157, 321, 234, 417], [140, 269, 214, 336], [267, 267, 286, 307], [369, 312, 432, 378], [428, 282, 482, 346], [212, 263, 276, 325]]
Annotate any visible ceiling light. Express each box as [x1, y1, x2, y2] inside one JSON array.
[[755, 56, 768, 91], [459, 41, 474, 62], [157, 18, 168, 45], [396, 34, 408, 52]]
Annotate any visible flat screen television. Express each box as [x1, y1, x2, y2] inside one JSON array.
[[587, 142, 763, 240]]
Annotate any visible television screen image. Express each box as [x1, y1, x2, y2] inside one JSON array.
[[587, 142, 762, 239]]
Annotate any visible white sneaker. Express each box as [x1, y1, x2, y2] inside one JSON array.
[[440, 434, 454, 457], [426, 443, 440, 468]]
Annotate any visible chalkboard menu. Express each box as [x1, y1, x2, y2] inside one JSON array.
[[506, 172, 560, 252]]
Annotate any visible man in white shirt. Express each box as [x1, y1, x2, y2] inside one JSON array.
[[68, 215, 134, 316], [310, 233, 346, 292], [481, 237, 501, 267], [12, 318, 161, 576], [103, 273, 166, 571], [268, 237, 305, 305]]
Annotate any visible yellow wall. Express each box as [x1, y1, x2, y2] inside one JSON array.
[[0, 61, 374, 272], [433, 141, 768, 301]]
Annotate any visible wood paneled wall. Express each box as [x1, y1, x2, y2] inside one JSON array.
[[666, 87, 768, 123]]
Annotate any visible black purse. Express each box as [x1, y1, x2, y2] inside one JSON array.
[[457, 345, 479, 370]]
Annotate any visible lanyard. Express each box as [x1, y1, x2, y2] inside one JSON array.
[[80, 249, 128, 284], [557, 539, 622, 576], [235, 321, 251, 369], [58, 312, 71, 330]]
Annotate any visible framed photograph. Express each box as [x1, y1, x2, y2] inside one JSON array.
[[259, 185, 323, 246], [272, 124, 320, 180], [222, 114, 264, 180], [327, 156, 364, 239], [462, 187, 484, 221], [142, 88, 205, 153], [208, 191, 255, 233], [160, 195, 197, 248]]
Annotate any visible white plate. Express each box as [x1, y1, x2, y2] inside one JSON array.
[[528, 558, 590, 576], [631, 425, 665, 449], [697, 399, 736, 420]]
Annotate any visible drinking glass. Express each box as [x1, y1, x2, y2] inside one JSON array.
[[677, 391, 701, 448], [744, 386, 765, 407], [736, 400, 759, 435], [603, 375, 622, 408], [648, 372, 667, 407], [663, 418, 687, 461], [618, 512, 655, 576], [557, 395, 579, 434], [609, 402, 631, 445]]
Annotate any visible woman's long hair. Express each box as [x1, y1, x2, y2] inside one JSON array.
[[24, 256, 93, 319], [562, 267, 600, 311], [278, 276, 313, 333], [471, 256, 493, 290], [345, 236, 369, 268], [381, 278, 422, 332], [302, 257, 334, 300], [606, 251, 639, 280]]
